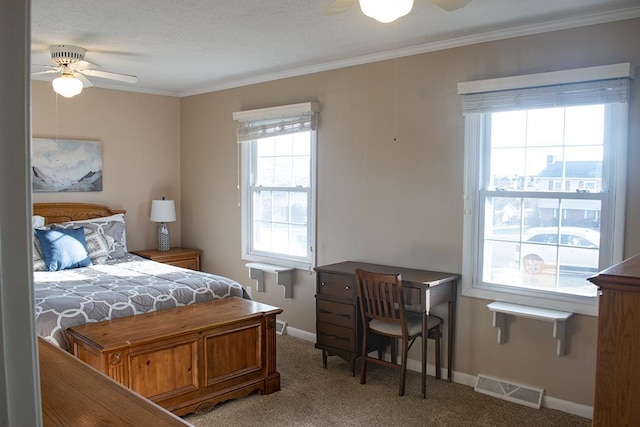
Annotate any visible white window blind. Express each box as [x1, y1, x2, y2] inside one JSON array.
[[458, 62, 634, 114], [460, 78, 630, 114], [233, 102, 319, 142]]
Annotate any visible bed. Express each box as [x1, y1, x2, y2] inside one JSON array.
[[32, 203, 280, 415], [32, 202, 248, 352]]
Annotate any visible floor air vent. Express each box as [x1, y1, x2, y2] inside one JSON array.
[[275, 320, 287, 335], [475, 374, 543, 409]]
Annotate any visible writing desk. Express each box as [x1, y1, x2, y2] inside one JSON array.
[[315, 261, 460, 396]]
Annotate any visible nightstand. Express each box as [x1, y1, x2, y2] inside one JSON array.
[[130, 247, 202, 271]]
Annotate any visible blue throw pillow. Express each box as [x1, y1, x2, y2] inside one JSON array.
[[35, 227, 92, 271]]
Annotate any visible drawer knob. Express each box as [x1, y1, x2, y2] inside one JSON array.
[[321, 282, 326, 286], [345, 285, 350, 290], [110, 352, 122, 366]]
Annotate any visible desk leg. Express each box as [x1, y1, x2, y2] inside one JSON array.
[[422, 313, 427, 399], [447, 298, 455, 382]]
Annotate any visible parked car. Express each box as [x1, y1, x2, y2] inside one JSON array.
[[515, 227, 600, 275]]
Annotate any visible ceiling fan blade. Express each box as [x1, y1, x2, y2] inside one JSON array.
[[78, 69, 138, 84], [430, 0, 472, 11], [75, 73, 94, 88], [31, 69, 60, 76], [322, 0, 358, 15], [31, 63, 59, 72], [70, 59, 100, 71]]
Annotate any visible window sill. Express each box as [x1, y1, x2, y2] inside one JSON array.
[[242, 253, 311, 271]]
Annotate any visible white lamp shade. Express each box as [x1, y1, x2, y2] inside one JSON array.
[[150, 199, 176, 222], [52, 74, 83, 98], [359, 0, 414, 23]]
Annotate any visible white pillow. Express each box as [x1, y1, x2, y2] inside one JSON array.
[[32, 216, 48, 271], [33, 232, 46, 271], [32, 215, 45, 228]]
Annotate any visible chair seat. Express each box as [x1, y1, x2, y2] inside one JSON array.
[[369, 313, 442, 337]]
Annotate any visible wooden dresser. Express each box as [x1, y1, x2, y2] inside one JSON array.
[[130, 247, 202, 271], [588, 253, 640, 426], [66, 297, 282, 416]]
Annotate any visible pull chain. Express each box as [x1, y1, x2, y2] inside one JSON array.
[[393, 20, 399, 143]]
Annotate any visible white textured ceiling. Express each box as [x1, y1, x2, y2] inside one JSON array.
[[31, 0, 640, 97]]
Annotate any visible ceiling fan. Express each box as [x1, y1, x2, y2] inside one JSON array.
[[32, 45, 138, 98], [324, 0, 472, 23]]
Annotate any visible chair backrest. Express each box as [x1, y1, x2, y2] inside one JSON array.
[[355, 268, 407, 332]]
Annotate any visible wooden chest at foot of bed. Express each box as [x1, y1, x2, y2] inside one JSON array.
[[66, 297, 283, 416]]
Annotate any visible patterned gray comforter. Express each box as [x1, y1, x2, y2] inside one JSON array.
[[34, 254, 248, 351]]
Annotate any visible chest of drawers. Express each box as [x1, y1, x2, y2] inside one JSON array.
[[315, 269, 361, 373], [588, 254, 640, 426]]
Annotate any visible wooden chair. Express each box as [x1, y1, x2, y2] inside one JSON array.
[[355, 268, 443, 397]]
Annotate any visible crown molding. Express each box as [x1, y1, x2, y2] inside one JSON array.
[[181, 6, 640, 97], [35, 7, 640, 99]]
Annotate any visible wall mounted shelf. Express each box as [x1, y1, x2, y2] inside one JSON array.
[[487, 301, 573, 357], [246, 262, 294, 298]]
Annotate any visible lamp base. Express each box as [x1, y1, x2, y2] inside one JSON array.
[[157, 222, 171, 252]]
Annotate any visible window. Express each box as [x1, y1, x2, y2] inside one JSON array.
[[233, 102, 319, 269], [458, 64, 632, 315]]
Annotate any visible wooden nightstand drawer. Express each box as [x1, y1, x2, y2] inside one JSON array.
[[130, 248, 202, 271], [165, 258, 198, 270]]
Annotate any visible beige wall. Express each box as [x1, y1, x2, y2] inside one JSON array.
[[31, 81, 181, 251], [27, 17, 640, 410], [180, 18, 640, 408]]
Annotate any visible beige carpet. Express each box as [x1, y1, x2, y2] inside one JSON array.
[[186, 335, 590, 427]]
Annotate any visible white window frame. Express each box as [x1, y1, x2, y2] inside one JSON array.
[[233, 102, 319, 270], [458, 64, 633, 316]]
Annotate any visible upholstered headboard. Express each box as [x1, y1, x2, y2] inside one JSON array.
[[33, 203, 126, 225]]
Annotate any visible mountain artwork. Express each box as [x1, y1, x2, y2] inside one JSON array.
[[32, 138, 102, 192]]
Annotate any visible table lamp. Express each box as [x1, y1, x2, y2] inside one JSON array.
[[150, 197, 176, 251]]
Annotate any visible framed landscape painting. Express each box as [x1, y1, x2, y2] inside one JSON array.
[[32, 138, 103, 192]]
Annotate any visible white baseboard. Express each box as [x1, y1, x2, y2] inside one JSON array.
[[284, 325, 316, 342], [543, 396, 593, 419], [282, 327, 593, 419]]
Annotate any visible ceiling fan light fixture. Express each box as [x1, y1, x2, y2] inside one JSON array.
[[52, 73, 83, 98], [359, 0, 414, 23]]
